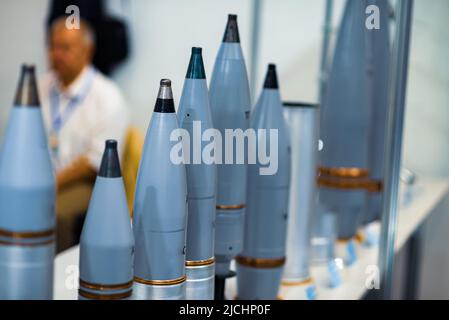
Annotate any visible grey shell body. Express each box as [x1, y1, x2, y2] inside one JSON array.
[[364, 0, 391, 225], [178, 77, 217, 300], [132, 111, 187, 299], [79, 176, 134, 298], [319, 0, 371, 239], [0, 107, 55, 299], [209, 42, 251, 274], [236, 88, 291, 299]]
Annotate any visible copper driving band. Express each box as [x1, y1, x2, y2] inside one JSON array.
[[133, 275, 187, 286], [236, 256, 286, 269], [318, 167, 369, 178], [0, 228, 54, 239], [216, 204, 246, 210], [78, 289, 132, 300], [185, 257, 215, 267], [282, 277, 314, 287], [79, 279, 133, 291]]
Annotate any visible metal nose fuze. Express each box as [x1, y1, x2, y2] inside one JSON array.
[[0, 65, 56, 299], [78, 140, 134, 300], [178, 47, 216, 300], [132, 79, 188, 300], [236, 64, 291, 300], [209, 14, 251, 300]]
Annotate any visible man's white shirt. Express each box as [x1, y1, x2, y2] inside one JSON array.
[[39, 65, 128, 172]]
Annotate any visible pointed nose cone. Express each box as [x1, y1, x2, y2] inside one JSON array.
[[263, 64, 279, 89], [186, 47, 206, 79], [222, 14, 240, 43], [14, 64, 40, 107], [154, 79, 175, 113], [99, 140, 121, 178]]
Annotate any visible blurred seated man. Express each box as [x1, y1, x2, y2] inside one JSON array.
[[38, 17, 128, 251]]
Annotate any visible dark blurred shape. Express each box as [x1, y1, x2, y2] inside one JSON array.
[[222, 14, 240, 43], [99, 140, 122, 178], [47, 0, 129, 75], [14, 65, 40, 107]]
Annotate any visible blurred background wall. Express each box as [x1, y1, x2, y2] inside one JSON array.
[[0, 0, 341, 133], [0, 0, 448, 299]]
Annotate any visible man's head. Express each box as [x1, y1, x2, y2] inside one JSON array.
[[48, 17, 95, 87]]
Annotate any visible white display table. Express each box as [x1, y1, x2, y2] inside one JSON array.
[[54, 179, 449, 300]]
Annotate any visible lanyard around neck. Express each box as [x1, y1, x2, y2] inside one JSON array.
[[50, 68, 96, 134]]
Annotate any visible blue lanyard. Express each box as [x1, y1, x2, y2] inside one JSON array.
[[50, 68, 96, 134]]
